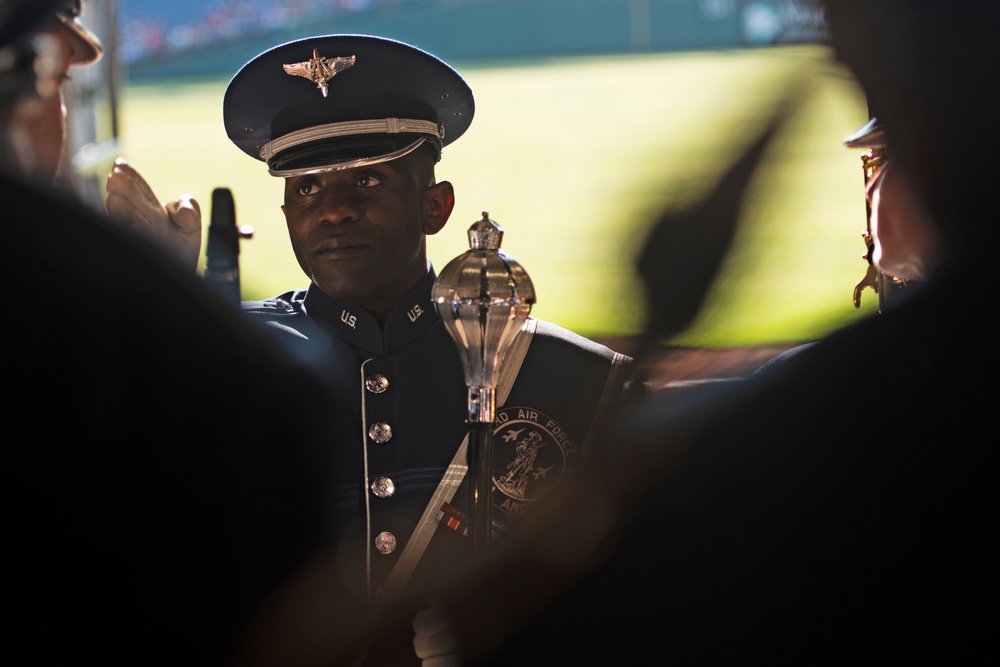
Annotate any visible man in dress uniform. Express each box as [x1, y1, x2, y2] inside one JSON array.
[[753, 112, 945, 376], [2, 2, 343, 662], [222, 34, 631, 662], [844, 116, 942, 291]]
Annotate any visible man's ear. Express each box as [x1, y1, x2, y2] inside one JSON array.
[[422, 181, 455, 235]]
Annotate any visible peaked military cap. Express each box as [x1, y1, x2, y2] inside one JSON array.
[[843, 117, 885, 149], [0, 0, 99, 62], [223, 34, 475, 178], [57, 0, 102, 66]]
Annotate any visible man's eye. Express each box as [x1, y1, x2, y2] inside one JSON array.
[[296, 181, 319, 196], [355, 174, 382, 187]]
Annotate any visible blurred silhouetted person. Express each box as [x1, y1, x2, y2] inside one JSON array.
[[2, 1, 344, 662], [379, 1, 1000, 663]]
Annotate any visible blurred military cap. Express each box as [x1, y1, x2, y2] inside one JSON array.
[[56, 0, 102, 66], [223, 34, 475, 178], [843, 117, 885, 150]]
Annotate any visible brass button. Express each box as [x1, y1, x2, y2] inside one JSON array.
[[374, 531, 397, 555], [366, 373, 389, 394], [368, 421, 392, 444], [371, 476, 395, 498]]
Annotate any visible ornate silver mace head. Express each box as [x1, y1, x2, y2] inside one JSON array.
[[432, 212, 536, 422]]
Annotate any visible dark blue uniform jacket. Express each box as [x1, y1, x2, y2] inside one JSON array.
[[243, 269, 630, 607]]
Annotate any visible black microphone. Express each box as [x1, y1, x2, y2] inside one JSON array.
[[204, 187, 251, 305]]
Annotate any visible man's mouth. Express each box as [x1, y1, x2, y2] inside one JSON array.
[[314, 238, 370, 258]]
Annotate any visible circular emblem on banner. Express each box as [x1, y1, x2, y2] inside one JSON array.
[[491, 406, 577, 524]]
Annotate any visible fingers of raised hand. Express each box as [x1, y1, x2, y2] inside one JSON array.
[[105, 160, 203, 269], [164, 195, 202, 234], [164, 196, 203, 269], [106, 160, 169, 233]]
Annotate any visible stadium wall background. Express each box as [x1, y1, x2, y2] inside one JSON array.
[[123, 0, 828, 80]]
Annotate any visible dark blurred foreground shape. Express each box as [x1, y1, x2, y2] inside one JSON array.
[[390, 0, 998, 662], [3, 3, 343, 661], [2, 167, 345, 663], [628, 100, 799, 388], [638, 106, 790, 345]]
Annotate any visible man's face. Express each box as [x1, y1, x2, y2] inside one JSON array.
[[7, 25, 73, 183], [281, 149, 452, 317], [867, 161, 942, 281]]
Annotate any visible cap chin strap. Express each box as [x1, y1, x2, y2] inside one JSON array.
[[262, 117, 444, 177], [267, 136, 431, 178]]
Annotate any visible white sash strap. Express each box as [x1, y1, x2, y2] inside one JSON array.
[[581, 351, 631, 453]]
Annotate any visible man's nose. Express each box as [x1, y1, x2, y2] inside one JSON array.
[[317, 184, 363, 224]]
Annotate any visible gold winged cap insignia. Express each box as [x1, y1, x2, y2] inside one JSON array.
[[283, 49, 357, 97]]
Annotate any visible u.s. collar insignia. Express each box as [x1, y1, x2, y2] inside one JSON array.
[[282, 49, 356, 97], [489, 407, 578, 524]]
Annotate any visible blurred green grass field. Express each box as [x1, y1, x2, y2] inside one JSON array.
[[115, 44, 875, 346]]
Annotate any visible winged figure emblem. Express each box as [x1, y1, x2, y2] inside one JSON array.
[[283, 50, 357, 97]]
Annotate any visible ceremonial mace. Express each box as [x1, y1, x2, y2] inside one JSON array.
[[432, 212, 535, 553]]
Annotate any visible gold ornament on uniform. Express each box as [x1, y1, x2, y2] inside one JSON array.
[[282, 49, 356, 97], [843, 116, 907, 312]]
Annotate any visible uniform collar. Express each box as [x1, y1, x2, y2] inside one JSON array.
[[302, 268, 440, 356]]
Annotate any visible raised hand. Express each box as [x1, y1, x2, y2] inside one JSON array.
[[106, 158, 202, 269]]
